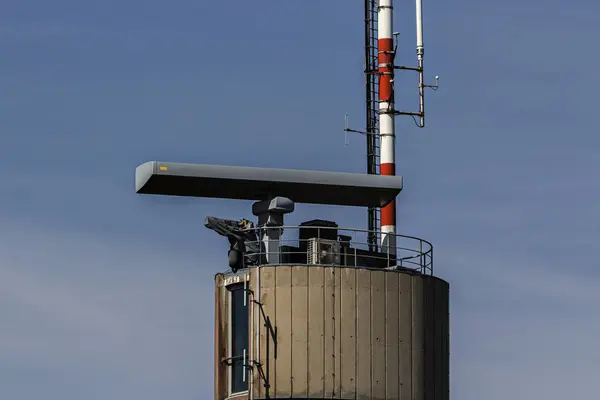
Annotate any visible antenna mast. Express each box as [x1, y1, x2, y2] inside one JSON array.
[[346, 0, 439, 252], [378, 0, 397, 255], [365, 0, 379, 252]]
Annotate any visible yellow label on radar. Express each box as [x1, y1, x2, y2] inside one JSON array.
[[159, 166, 168, 171]]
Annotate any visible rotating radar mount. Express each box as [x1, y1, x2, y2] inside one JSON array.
[[135, 161, 404, 272], [204, 196, 294, 272]]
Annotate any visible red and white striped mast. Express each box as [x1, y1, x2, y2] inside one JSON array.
[[378, 0, 397, 253], [345, 0, 438, 256]]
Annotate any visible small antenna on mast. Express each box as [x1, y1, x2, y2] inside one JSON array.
[[416, 0, 424, 60], [393, 0, 440, 128], [343, 113, 375, 144], [344, 114, 350, 145]]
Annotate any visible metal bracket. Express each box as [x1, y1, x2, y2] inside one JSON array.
[[253, 300, 277, 359], [380, 74, 439, 128], [220, 354, 243, 366], [252, 360, 269, 390], [395, 65, 422, 72], [252, 299, 277, 398], [425, 75, 440, 91]]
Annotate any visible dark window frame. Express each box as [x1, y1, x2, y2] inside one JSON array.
[[228, 282, 249, 394]]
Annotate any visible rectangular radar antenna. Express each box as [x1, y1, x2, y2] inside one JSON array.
[[136, 162, 402, 208], [136, 161, 404, 267]]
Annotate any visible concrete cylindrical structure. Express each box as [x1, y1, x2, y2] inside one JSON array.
[[215, 266, 449, 400]]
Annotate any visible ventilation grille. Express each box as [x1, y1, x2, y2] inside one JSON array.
[[307, 238, 343, 265]]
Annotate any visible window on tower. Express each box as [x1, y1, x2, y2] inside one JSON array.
[[229, 283, 249, 394]]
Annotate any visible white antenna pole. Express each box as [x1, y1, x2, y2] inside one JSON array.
[[416, 0, 424, 60], [416, 0, 425, 127]]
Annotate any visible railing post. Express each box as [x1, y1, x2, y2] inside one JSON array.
[[430, 245, 434, 275], [387, 236, 391, 268], [419, 241, 423, 273], [353, 229, 357, 267]]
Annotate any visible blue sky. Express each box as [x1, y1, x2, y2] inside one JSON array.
[[1, 0, 599, 399]]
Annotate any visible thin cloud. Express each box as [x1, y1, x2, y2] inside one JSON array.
[[446, 250, 600, 400], [0, 22, 80, 42], [0, 221, 220, 397]]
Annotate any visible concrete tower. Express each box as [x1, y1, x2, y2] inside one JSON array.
[[215, 263, 449, 400], [135, 162, 449, 400]]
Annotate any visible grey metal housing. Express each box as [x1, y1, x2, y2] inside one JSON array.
[[135, 161, 403, 207]]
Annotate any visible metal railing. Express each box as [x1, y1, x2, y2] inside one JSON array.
[[242, 225, 433, 275]]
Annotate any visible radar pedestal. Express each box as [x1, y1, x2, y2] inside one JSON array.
[[252, 197, 294, 264]]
